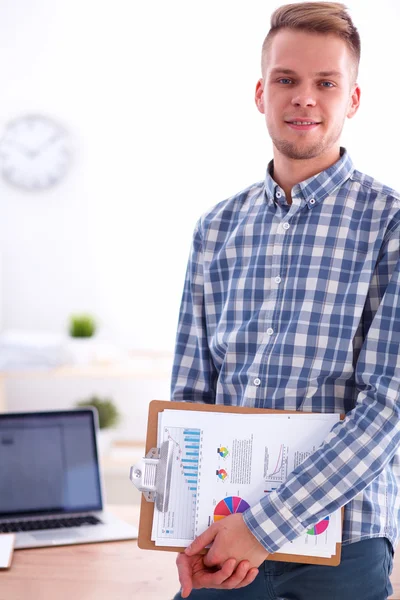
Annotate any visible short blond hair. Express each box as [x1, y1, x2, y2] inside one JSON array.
[[261, 2, 360, 83]]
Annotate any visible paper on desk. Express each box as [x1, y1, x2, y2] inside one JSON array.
[[152, 409, 342, 558], [0, 534, 15, 569]]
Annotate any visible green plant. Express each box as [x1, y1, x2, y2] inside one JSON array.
[[75, 396, 120, 429], [69, 313, 96, 338]]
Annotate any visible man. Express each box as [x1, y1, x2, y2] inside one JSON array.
[[171, 3, 399, 598]]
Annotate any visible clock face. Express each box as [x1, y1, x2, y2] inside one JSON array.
[[0, 114, 71, 190]]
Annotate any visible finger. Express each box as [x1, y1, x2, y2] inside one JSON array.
[[176, 553, 193, 598], [234, 567, 259, 589], [185, 526, 217, 556], [203, 531, 228, 568], [193, 558, 236, 589], [203, 546, 221, 568], [218, 560, 251, 589]]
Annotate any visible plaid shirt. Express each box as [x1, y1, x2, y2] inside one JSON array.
[[171, 147, 400, 553]]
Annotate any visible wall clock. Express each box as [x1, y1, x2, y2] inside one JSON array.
[[0, 114, 72, 190]]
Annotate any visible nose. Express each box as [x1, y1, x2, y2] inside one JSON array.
[[291, 85, 317, 108]]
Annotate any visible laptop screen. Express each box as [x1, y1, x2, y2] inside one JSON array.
[[0, 410, 103, 518]]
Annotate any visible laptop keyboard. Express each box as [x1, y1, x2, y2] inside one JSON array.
[[0, 515, 102, 533]]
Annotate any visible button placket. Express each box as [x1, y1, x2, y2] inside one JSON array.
[[248, 213, 285, 403]]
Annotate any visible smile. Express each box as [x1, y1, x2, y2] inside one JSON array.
[[285, 122, 320, 131]]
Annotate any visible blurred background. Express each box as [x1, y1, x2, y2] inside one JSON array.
[[0, 0, 399, 505]]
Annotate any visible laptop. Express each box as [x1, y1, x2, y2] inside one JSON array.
[[0, 408, 138, 549]]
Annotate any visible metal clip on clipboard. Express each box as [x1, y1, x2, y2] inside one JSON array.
[[129, 440, 174, 513]]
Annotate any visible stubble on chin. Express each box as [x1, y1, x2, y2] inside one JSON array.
[[271, 137, 326, 160], [269, 118, 345, 161]]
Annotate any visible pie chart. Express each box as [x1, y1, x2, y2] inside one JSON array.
[[216, 469, 228, 481], [213, 496, 250, 522], [307, 516, 330, 536], [217, 447, 229, 458]]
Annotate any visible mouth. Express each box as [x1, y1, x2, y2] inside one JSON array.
[[285, 120, 321, 131]]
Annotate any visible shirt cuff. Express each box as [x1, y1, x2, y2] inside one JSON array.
[[242, 491, 308, 553]]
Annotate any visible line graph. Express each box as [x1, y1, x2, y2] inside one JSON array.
[[264, 444, 288, 492]]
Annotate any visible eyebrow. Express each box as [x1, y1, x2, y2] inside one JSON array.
[[269, 68, 343, 78]]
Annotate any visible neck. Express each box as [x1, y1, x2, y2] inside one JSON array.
[[271, 145, 341, 204]]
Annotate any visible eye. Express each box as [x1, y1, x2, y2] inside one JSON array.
[[320, 81, 334, 88], [278, 78, 293, 84]]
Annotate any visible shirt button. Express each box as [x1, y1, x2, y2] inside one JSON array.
[[274, 276, 281, 284], [309, 198, 316, 205], [267, 328, 274, 335], [254, 378, 261, 386], [276, 191, 282, 198], [282, 222, 290, 230]]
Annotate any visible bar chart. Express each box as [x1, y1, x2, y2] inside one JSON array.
[[155, 425, 202, 542], [182, 428, 200, 492]]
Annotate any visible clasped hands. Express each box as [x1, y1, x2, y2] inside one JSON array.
[[176, 513, 269, 598]]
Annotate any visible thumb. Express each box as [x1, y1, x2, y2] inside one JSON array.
[[185, 525, 217, 556]]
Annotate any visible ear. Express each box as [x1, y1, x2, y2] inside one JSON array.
[[255, 78, 265, 114], [347, 83, 361, 119]]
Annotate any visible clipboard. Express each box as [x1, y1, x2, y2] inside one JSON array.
[[131, 400, 344, 566]]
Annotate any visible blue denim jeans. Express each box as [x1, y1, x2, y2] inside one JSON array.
[[173, 538, 394, 600]]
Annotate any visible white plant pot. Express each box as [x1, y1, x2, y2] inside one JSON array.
[[97, 429, 114, 456], [67, 337, 98, 365]]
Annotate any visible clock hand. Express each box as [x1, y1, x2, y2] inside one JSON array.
[[3, 140, 42, 159], [6, 140, 33, 157], [3, 133, 63, 159], [32, 132, 63, 157]]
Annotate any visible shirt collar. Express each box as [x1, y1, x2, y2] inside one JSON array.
[[264, 147, 354, 209]]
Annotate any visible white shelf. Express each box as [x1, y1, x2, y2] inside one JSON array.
[[0, 350, 173, 413]]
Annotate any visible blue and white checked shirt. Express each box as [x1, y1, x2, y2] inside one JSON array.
[[171, 147, 400, 553]]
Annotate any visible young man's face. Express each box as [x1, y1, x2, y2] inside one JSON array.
[[255, 29, 360, 161]]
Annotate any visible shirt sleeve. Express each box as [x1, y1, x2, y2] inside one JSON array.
[[243, 227, 400, 553], [170, 219, 218, 404]]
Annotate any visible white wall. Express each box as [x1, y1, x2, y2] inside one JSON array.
[[0, 0, 399, 353]]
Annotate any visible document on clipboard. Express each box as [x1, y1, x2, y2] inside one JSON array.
[[0, 534, 15, 569], [131, 401, 344, 566]]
